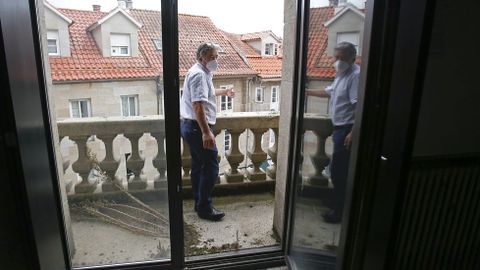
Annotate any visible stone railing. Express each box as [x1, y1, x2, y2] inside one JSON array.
[[57, 112, 280, 195], [57, 113, 333, 195], [301, 114, 334, 187]]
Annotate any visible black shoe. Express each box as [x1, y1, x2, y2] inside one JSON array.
[[197, 207, 225, 221], [322, 209, 342, 224]]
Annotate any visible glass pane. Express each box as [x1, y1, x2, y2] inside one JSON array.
[[289, 0, 367, 268], [178, 0, 283, 259], [121, 97, 129, 116], [129, 96, 136, 116], [80, 100, 89, 118], [37, 0, 170, 267], [71, 101, 80, 118]]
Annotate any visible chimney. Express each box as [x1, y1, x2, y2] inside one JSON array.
[[117, 0, 126, 9], [92, 5, 101, 12], [329, 0, 339, 6], [126, 0, 133, 9]]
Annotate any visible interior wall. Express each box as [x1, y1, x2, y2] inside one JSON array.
[[413, 0, 480, 157]]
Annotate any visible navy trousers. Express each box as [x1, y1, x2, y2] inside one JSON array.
[[180, 120, 219, 213], [329, 124, 353, 213]]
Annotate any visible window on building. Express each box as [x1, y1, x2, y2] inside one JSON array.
[[47, 30, 59, 55], [271, 86, 279, 103], [153, 38, 162, 51], [111, 34, 130, 56], [265, 43, 278, 56], [69, 99, 91, 118], [121, 95, 139, 116], [219, 85, 233, 112], [337, 32, 360, 52], [224, 131, 231, 152], [255, 87, 264, 103]]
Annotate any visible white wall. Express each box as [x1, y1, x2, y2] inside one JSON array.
[[44, 7, 71, 56]]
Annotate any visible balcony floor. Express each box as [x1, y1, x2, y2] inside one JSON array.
[[70, 193, 279, 267]]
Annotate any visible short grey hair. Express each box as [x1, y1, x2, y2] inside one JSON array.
[[196, 42, 220, 61], [334, 42, 357, 62]]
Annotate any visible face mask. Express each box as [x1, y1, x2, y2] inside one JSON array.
[[206, 59, 218, 72], [334, 60, 350, 73]]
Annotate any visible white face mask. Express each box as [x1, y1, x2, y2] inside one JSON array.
[[334, 60, 350, 73], [206, 59, 218, 72]]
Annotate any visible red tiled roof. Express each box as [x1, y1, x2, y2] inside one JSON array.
[[240, 30, 282, 42], [308, 6, 363, 79], [221, 31, 260, 56], [246, 55, 283, 79], [307, 7, 336, 79], [49, 8, 256, 82]]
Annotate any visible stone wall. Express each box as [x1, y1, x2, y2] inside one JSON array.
[[51, 79, 159, 119]]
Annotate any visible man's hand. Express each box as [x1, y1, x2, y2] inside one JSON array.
[[202, 130, 216, 150], [226, 88, 235, 98], [344, 131, 353, 149]]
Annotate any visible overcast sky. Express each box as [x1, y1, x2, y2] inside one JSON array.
[[48, 0, 365, 37]]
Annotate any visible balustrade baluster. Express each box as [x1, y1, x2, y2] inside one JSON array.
[[267, 128, 278, 180], [125, 133, 147, 190], [152, 132, 167, 188], [181, 139, 191, 187], [225, 128, 244, 183], [97, 134, 121, 191], [71, 135, 96, 193], [246, 128, 269, 181]]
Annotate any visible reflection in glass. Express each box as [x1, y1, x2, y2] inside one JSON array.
[[290, 0, 366, 266]]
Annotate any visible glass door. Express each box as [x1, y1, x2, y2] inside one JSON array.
[[1, 0, 184, 268], [286, 0, 372, 268]]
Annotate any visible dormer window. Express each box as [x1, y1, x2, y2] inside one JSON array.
[[337, 32, 360, 52], [110, 33, 130, 56], [265, 43, 278, 56], [47, 30, 60, 55], [153, 38, 162, 51]]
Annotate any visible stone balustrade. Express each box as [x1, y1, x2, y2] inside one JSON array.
[[57, 113, 332, 195], [302, 114, 334, 187]]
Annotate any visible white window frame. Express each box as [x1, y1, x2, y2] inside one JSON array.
[[336, 31, 360, 53], [69, 99, 91, 118], [153, 38, 162, 51], [111, 33, 131, 56], [271, 86, 279, 104], [264, 43, 274, 55], [219, 85, 234, 112], [255, 87, 265, 103], [224, 131, 231, 153], [47, 30, 60, 56], [121, 95, 139, 117]]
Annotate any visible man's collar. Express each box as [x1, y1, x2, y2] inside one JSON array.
[[196, 62, 210, 74]]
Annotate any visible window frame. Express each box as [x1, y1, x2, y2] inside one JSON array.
[[255, 87, 265, 103], [46, 29, 59, 56], [336, 31, 360, 53], [110, 33, 131, 56], [265, 42, 276, 55], [69, 99, 91, 118], [271, 85, 279, 104], [219, 85, 233, 112], [224, 130, 231, 153], [120, 94, 140, 117]]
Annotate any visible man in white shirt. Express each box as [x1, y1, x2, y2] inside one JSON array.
[[180, 42, 235, 221], [306, 42, 360, 223]]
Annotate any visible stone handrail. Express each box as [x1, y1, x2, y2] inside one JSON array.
[[57, 113, 332, 194], [57, 112, 280, 195]]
